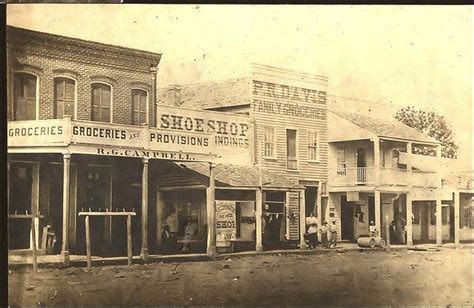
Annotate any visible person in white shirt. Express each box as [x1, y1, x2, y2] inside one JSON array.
[[307, 222, 318, 249]]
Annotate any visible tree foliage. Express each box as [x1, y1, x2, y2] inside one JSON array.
[[394, 106, 458, 158]]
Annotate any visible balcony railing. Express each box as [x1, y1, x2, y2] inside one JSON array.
[[332, 167, 375, 185], [331, 166, 439, 187]]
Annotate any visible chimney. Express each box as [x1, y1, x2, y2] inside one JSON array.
[[168, 84, 181, 106]]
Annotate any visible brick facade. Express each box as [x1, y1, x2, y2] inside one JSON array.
[[6, 26, 161, 126]]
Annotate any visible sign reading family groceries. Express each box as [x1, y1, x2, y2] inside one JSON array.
[[252, 80, 327, 120], [215, 201, 237, 247]]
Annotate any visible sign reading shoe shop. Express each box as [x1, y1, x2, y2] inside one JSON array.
[[8, 107, 253, 165]]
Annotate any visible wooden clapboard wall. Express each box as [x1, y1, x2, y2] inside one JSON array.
[[287, 191, 300, 240], [251, 65, 329, 185]]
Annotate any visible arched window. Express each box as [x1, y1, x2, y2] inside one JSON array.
[[131, 89, 148, 125], [91, 83, 111, 122], [54, 77, 75, 119], [13, 73, 37, 120]]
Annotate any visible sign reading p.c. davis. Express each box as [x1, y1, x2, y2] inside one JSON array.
[[215, 200, 237, 247]]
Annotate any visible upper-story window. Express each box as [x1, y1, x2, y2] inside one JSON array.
[[91, 83, 111, 123], [286, 129, 297, 170], [263, 126, 276, 158], [54, 77, 75, 119], [336, 145, 346, 175], [308, 130, 320, 162], [13, 72, 37, 120], [131, 89, 148, 125]]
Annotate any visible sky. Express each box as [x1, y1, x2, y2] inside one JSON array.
[[7, 5, 473, 165]]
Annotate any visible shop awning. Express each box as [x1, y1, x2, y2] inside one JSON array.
[[157, 161, 302, 189]]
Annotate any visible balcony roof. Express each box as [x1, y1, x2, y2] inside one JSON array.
[[329, 110, 440, 145]]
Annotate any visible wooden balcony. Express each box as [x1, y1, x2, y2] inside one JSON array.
[[330, 166, 438, 188]]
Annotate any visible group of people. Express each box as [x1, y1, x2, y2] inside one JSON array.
[[305, 213, 337, 249]]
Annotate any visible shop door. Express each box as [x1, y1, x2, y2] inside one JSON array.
[[304, 187, 318, 217], [84, 166, 111, 255], [341, 195, 355, 241], [8, 162, 34, 249], [419, 204, 429, 242]]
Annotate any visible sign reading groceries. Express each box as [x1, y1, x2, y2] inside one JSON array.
[[215, 201, 237, 247], [8, 107, 253, 164]]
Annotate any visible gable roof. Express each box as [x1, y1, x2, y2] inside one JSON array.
[[330, 109, 439, 144], [158, 77, 252, 110]]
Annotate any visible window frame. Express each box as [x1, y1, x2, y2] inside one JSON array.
[[12, 71, 40, 121], [307, 130, 320, 162], [131, 88, 149, 126], [286, 128, 298, 171], [263, 126, 276, 159], [336, 145, 347, 175], [53, 76, 77, 120], [91, 82, 113, 123]]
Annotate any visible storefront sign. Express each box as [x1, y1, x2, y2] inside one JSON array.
[[253, 80, 327, 105], [71, 122, 146, 147], [216, 201, 237, 247], [252, 98, 326, 120], [69, 145, 211, 162], [157, 106, 251, 149], [8, 119, 67, 146]]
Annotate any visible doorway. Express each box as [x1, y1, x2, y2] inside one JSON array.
[[304, 186, 318, 221], [8, 162, 36, 250], [79, 165, 111, 256], [356, 147, 367, 182], [340, 195, 355, 241], [263, 191, 287, 249]]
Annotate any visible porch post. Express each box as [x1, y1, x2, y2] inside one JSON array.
[[406, 192, 413, 246], [436, 196, 442, 246], [299, 190, 307, 250], [206, 163, 216, 257], [454, 191, 460, 246], [373, 137, 380, 185], [374, 190, 381, 237], [436, 145, 443, 246], [140, 158, 149, 261], [317, 181, 323, 226], [156, 190, 165, 247], [255, 188, 263, 252], [61, 153, 71, 265]]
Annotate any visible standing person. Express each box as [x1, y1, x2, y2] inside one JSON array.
[[327, 221, 338, 248], [161, 225, 177, 254], [319, 221, 329, 249], [181, 219, 198, 253], [305, 212, 318, 233], [307, 222, 318, 249], [395, 213, 406, 244]]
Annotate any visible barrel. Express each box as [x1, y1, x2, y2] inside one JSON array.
[[357, 236, 386, 248], [357, 236, 376, 248]]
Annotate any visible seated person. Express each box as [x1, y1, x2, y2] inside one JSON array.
[[181, 219, 198, 253], [161, 224, 177, 253]]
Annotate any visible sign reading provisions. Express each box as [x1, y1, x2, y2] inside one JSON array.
[[215, 200, 237, 247], [157, 106, 251, 149]]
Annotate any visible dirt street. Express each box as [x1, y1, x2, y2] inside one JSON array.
[[8, 248, 473, 306]]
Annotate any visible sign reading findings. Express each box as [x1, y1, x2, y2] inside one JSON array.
[[157, 106, 251, 149], [216, 201, 237, 247], [252, 80, 327, 120]]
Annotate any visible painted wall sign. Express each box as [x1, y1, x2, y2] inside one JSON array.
[[253, 80, 327, 105], [69, 145, 210, 162], [157, 106, 251, 150], [71, 122, 146, 147], [216, 200, 237, 247], [7, 119, 67, 146], [252, 98, 326, 120]]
